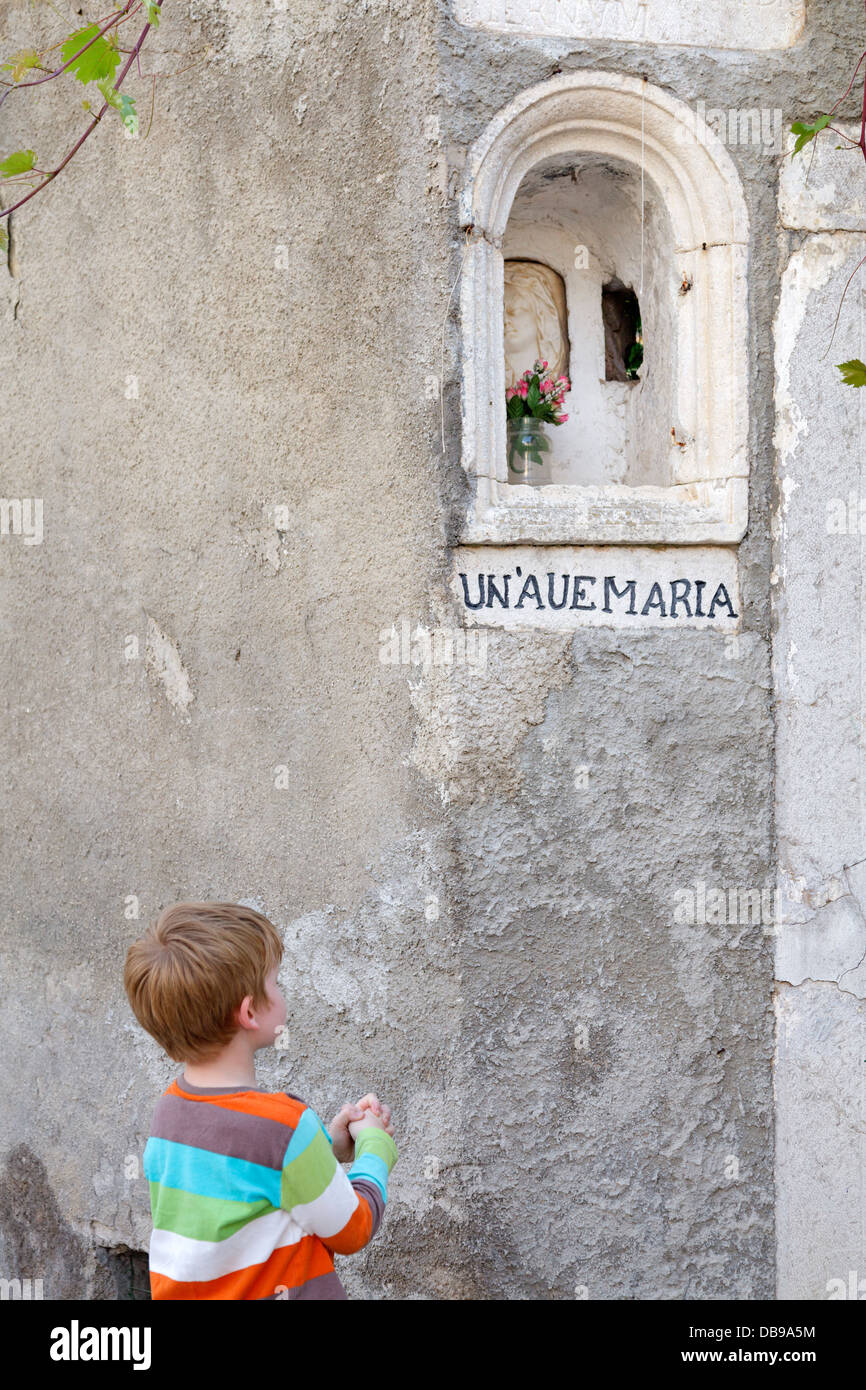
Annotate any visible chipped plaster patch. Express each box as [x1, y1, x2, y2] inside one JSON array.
[[776, 894, 866, 998], [776, 860, 866, 998], [144, 617, 194, 712], [280, 907, 390, 1020], [407, 630, 573, 804], [773, 235, 848, 472], [237, 510, 283, 574]]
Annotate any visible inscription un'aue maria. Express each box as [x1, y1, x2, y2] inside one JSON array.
[[458, 569, 738, 619]]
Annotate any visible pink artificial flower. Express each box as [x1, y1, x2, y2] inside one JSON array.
[[518, 380, 528, 397], [541, 361, 548, 369], [558, 412, 569, 422], [541, 380, 553, 393]]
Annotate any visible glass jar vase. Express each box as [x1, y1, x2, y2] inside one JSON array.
[[506, 417, 552, 485]]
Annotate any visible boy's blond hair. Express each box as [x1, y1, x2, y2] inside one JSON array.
[[124, 902, 283, 1063]]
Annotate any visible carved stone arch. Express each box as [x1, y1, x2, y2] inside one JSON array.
[[458, 71, 750, 545]]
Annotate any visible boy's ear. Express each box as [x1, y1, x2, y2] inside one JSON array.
[[235, 994, 258, 1031]]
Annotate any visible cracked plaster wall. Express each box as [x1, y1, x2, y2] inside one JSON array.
[[774, 129, 866, 1299], [0, 0, 861, 1299]]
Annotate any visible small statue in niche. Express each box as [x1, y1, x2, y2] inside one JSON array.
[[503, 260, 570, 388]]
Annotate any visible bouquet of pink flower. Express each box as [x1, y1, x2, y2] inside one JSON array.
[[506, 360, 570, 424]]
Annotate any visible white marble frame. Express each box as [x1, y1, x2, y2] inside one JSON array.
[[458, 71, 751, 545]]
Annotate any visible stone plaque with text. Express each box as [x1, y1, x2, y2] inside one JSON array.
[[453, 546, 740, 630], [452, 0, 804, 52]]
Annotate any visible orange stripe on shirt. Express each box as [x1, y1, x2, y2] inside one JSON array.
[[164, 1080, 305, 1126], [321, 1191, 374, 1255], [150, 1232, 334, 1301]]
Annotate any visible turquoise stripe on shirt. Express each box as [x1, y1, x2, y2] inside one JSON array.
[[279, 1105, 324, 1167], [143, 1136, 281, 1208], [348, 1153, 390, 1201]]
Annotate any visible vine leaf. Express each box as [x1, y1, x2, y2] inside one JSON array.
[[0, 149, 36, 177], [2, 48, 40, 83], [790, 114, 832, 157], [144, 3, 161, 27], [97, 80, 138, 136], [61, 25, 121, 86], [838, 359, 866, 387], [0, 226, 8, 253]]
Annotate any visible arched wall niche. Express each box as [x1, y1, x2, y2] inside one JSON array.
[[457, 71, 750, 545], [503, 155, 677, 488]]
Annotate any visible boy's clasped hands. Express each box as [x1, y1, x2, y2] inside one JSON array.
[[328, 1092, 394, 1162]]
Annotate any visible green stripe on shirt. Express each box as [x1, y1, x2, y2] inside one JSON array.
[[353, 1128, 398, 1173], [150, 1180, 275, 1242], [280, 1125, 337, 1209]]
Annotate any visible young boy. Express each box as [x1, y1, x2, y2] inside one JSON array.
[[123, 901, 398, 1300]]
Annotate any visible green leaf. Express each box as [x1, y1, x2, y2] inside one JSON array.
[[2, 48, 40, 82], [144, 2, 161, 26], [97, 80, 138, 135], [61, 24, 121, 86], [0, 225, 8, 253], [117, 92, 138, 136], [0, 149, 36, 177], [790, 114, 831, 157], [838, 359, 866, 387]]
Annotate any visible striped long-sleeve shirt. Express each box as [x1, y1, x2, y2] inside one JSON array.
[[142, 1075, 398, 1300]]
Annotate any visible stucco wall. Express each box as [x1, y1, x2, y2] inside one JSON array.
[[0, 0, 861, 1299], [774, 131, 866, 1300]]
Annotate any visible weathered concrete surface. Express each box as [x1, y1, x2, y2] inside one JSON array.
[[0, 0, 861, 1300], [779, 123, 866, 233], [773, 204, 866, 1294], [440, 630, 774, 1298], [775, 986, 866, 1299], [0, 0, 453, 1299]]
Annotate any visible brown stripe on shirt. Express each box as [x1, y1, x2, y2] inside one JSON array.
[[149, 1091, 296, 1170], [349, 1178, 385, 1238], [260, 1269, 349, 1300]]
